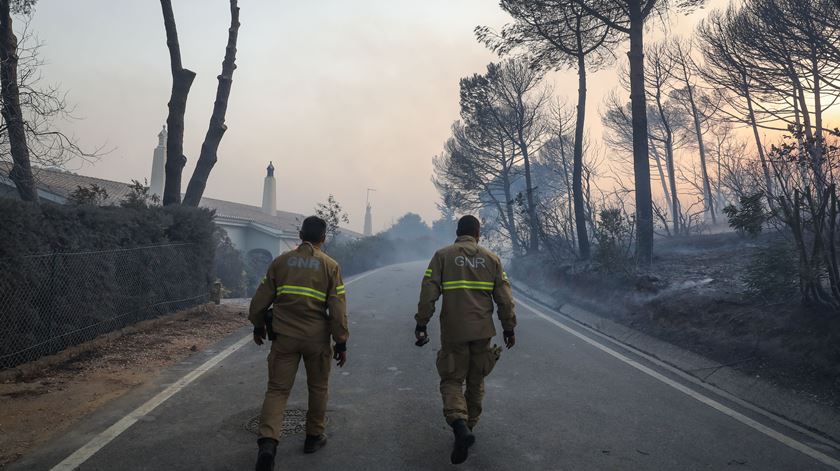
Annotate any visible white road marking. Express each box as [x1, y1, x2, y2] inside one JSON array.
[[49, 335, 251, 471], [517, 297, 840, 470], [50, 266, 388, 471], [538, 294, 840, 452]]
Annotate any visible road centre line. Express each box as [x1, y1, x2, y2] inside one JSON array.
[[516, 297, 840, 470], [49, 266, 388, 471]]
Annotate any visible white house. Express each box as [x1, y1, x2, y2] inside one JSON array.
[[1, 128, 360, 267]]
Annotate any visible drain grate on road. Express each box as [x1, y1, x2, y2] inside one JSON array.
[[245, 409, 310, 436]]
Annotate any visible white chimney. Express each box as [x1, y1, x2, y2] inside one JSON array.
[[262, 162, 277, 215], [149, 125, 166, 198], [363, 188, 375, 237], [363, 203, 373, 237]]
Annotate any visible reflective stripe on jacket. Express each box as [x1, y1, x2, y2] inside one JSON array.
[[248, 242, 349, 344], [415, 235, 516, 343]]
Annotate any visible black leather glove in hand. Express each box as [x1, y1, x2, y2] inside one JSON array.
[[415, 324, 429, 347], [334, 343, 347, 367], [253, 326, 266, 346], [503, 330, 516, 349]]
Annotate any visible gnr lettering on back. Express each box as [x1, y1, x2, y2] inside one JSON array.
[[455, 256, 486, 269], [288, 256, 321, 270]]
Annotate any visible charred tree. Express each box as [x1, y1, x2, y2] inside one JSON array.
[[0, 0, 35, 201], [455, 60, 551, 254], [160, 0, 196, 206], [626, 0, 654, 263], [567, 0, 708, 264], [479, 0, 619, 259], [697, 6, 775, 208], [183, 0, 240, 207], [668, 39, 716, 224], [435, 70, 525, 254]]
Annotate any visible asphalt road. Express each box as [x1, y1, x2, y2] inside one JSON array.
[[12, 262, 840, 470]]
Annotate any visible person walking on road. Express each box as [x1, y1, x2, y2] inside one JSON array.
[[414, 215, 517, 465], [248, 216, 349, 471]]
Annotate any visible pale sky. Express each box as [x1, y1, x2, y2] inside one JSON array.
[[31, 0, 728, 233]]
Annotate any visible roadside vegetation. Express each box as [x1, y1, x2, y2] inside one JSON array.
[[432, 0, 840, 405], [0, 183, 216, 368]]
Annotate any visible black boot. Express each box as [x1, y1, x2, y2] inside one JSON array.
[[255, 437, 278, 471], [450, 419, 476, 465], [304, 434, 327, 454]]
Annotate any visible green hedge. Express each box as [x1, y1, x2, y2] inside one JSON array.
[[0, 200, 216, 368]]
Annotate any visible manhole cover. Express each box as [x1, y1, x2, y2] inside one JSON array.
[[245, 409, 324, 436]]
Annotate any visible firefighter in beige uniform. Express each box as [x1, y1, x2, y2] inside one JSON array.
[[415, 215, 516, 465], [249, 216, 349, 471]]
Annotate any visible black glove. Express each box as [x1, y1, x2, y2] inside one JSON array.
[[253, 326, 266, 346], [503, 330, 515, 349], [415, 324, 429, 347], [333, 343, 347, 367]]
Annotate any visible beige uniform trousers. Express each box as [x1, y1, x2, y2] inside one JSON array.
[[259, 335, 332, 440], [436, 338, 498, 428]]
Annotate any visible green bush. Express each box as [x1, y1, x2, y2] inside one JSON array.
[[594, 208, 634, 274], [0, 199, 216, 367], [723, 193, 766, 238], [67, 184, 109, 206]]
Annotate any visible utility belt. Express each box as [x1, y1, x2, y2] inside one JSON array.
[[263, 306, 331, 342]]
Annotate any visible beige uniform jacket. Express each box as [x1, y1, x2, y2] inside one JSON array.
[[249, 242, 349, 345], [415, 235, 516, 343]]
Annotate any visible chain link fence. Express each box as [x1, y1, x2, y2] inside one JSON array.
[[0, 243, 211, 369]]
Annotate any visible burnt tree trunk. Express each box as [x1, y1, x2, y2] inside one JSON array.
[[183, 0, 240, 207], [520, 136, 540, 254], [653, 81, 680, 234], [628, 0, 654, 264], [665, 139, 680, 234], [0, 0, 36, 202], [649, 141, 672, 217], [160, 0, 196, 206], [501, 169, 521, 255], [573, 52, 591, 259], [683, 81, 715, 224], [557, 130, 576, 249], [743, 79, 775, 210]]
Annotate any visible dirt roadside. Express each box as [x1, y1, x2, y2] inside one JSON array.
[[0, 301, 251, 469]]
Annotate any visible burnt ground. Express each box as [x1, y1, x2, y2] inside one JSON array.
[[0, 302, 250, 469], [511, 232, 840, 412]]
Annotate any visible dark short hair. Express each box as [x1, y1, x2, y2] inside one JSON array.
[[456, 215, 480, 237], [300, 216, 328, 243]]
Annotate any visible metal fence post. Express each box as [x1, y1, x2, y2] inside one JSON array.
[[212, 281, 222, 305]]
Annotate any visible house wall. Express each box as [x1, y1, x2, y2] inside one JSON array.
[[216, 220, 298, 260], [219, 223, 249, 254]]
